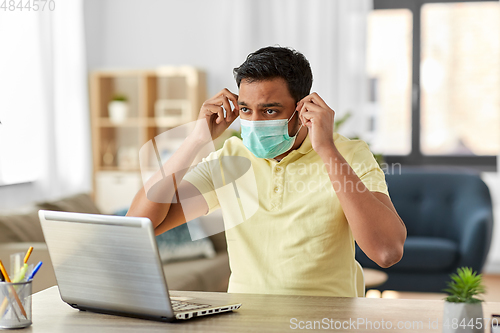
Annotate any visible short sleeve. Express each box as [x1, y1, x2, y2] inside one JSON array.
[[183, 151, 221, 215], [350, 142, 390, 197]]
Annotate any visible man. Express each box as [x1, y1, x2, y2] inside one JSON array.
[[127, 46, 406, 297]]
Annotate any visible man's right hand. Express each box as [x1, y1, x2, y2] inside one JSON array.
[[191, 88, 239, 143]]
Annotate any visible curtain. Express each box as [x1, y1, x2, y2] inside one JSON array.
[[0, 0, 91, 202], [229, 0, 372, 137]]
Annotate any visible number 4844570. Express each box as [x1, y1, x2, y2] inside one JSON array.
[[1, 0, 55, 11]]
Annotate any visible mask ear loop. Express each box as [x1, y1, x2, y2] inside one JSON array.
[[288, 109, 303, 137]]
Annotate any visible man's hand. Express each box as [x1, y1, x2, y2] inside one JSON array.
[[297, 92, 336, 156], [191, 88, 239, 144], [298, 94, 405, 269]]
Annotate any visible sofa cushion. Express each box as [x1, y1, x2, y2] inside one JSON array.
[[208, 231, 227, 253], [36, 193, 101, 215], [398, 237, 458, 271], [156, 219, 216, 263], [113, 208, 216, 263], [357, 236, 458, 272], [163, 252, 230, 292], [0, 208, 45, 242]]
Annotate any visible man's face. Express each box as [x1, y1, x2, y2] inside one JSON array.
[[238, 78, 301, 136]]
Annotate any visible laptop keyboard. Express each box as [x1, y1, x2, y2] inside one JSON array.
[[171, 300, 211, 312]]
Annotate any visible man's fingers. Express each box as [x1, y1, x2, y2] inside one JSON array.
[[299, 92, 329, 109], [227, 92, 239, 110], [219, 89, 239, 112], [298, 110, 305, 125], [300, 101, 323, 114], [310, 92, 328, 108], [296, 101, 303, 112], [221, 98, 234, 122], [206, 89, 238, 109], [299, 102, 321, 127], [299, 109, 312, 126], [216, 108, 225, 124], [211, 95, 236, 122], [204, 104, 223, 122]]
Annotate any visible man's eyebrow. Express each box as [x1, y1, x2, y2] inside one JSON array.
[[259, 102, 283, 108], [237, 101, 284, 108]]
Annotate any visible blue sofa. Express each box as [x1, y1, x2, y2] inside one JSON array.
[[355, 171, 494, 293]]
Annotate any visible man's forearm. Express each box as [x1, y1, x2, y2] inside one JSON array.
[[318, 145, 406, 268], [126, 135, 207, 228]]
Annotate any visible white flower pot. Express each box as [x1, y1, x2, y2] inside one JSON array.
[[443, 302, 484, 333], [108, 101, 128, 124]]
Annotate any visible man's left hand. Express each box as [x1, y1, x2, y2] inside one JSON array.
[[297, 92, 336, 155]]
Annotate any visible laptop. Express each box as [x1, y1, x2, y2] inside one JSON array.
[[38, 210, 242, 321]]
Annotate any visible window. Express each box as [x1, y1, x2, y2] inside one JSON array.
[[367, 9, 413, 155], [0, 11, 42, 185], [368, 0, 499, 170]]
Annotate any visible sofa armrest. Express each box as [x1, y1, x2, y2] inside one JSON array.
[[0, 242, 56, 293], [456, 207, 493, 272]]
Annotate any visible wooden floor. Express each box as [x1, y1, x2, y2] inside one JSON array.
[[367, 274, 500, 301]]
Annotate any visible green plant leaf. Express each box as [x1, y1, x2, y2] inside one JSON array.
[[442, 267, 486, 303], [112, 93, 128, 102]]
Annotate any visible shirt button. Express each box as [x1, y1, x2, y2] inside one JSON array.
[[275, 166, 283, 174], [274, 186, 279, 193]]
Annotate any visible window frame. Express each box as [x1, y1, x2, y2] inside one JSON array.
[[374, 0, 497, 171]]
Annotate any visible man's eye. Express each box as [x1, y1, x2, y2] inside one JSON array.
[[240, 107, 250, 113], [266, 109, 277, 115]]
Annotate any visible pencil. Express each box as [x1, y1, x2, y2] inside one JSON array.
[[23, 247, 33, 264], [0, 260, 27, 318], [0, 262, 17, 319]]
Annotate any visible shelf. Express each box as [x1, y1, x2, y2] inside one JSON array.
[[92, 69, 157, 77], [97, 118, 143, 127], [96, 117, 190, 128], [90, 67, 206, 213], [146, 117, 187, 128]]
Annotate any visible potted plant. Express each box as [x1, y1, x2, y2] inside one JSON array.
[[108, 94, 129, 124], [442, 267, 486, 333]]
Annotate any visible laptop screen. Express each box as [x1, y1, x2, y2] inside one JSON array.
[[39, 210, 173, 318]]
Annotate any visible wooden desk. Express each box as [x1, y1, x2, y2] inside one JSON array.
[[26, 286, 500, 332]]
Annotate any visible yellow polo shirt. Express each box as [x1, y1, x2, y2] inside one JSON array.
[[183, 132, 389, 297]]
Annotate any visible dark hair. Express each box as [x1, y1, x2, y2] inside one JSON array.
[[233, 46, 313, 102]]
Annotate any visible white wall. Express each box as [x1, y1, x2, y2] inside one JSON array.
[[84, 0, 238, 96]]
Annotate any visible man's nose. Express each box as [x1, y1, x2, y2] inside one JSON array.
[[251, 113, 266, 121]]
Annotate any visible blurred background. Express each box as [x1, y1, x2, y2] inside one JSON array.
[[0, 0, 499, 298]]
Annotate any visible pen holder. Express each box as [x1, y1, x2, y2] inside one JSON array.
[[0, 281, 32, 329]]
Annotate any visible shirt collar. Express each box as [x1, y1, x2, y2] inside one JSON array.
[[296, 133, 313, 155], [295, 132, 340, 155]]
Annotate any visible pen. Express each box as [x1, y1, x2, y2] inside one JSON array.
[[0, 260, 27, 318], [1, 262, 41, 318], [13, 265, 28, 283], [13, 264, 28, 283], [23, 247, 33, 264], [0, 264, 27, 318], [27, 262, 42, 281], [0, 263, 20, 321]]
